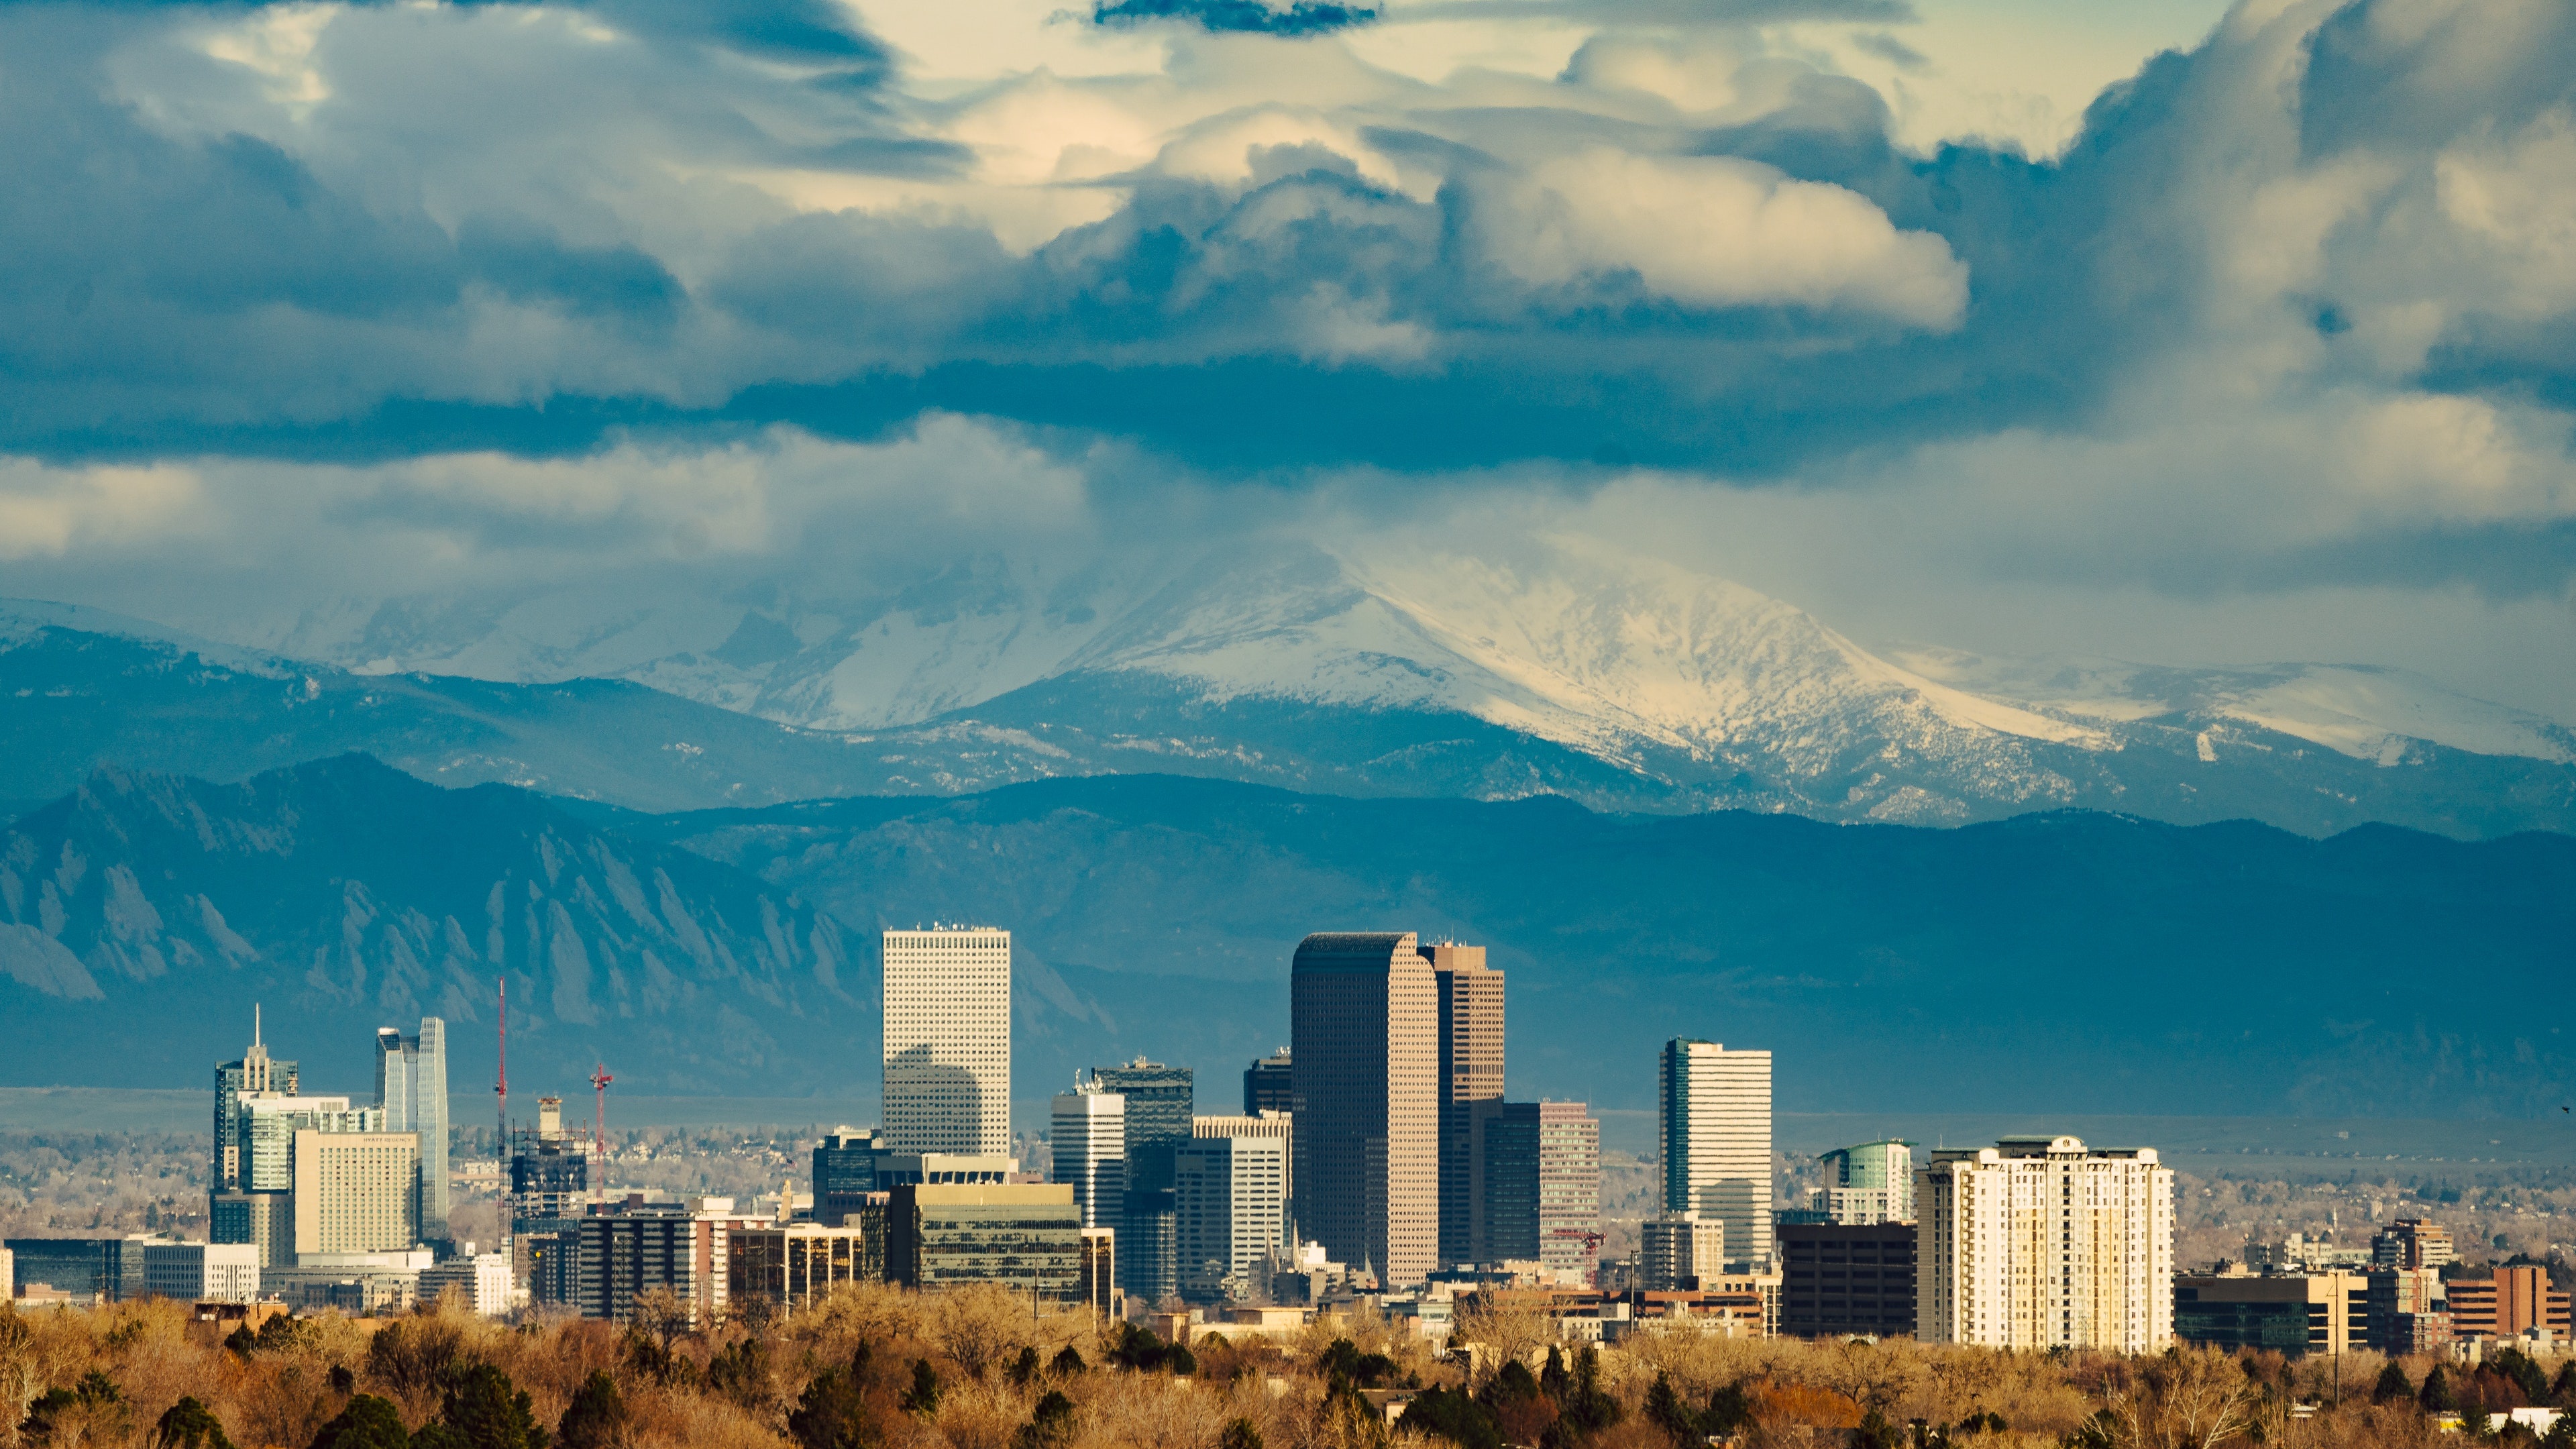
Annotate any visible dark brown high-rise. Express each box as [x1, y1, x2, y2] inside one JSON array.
[[1426, 942, 1503, 1267], [1292, 932, 1437, 1288]]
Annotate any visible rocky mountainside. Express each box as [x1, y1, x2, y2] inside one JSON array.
[[0, 755, 867, 1095]]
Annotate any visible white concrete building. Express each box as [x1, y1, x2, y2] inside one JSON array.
[[142, 1242, 260, 1303], [1658, 1039, 1772, 1269], [1175, 1122, 1289, 1302], [417, 1250, 515, 1317], [1051, 1081, 1126, 1232], [1917, 1136, 2174, 1352], [881, 926, 1012, 1156]]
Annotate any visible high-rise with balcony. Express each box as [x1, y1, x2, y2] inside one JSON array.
[[1292, 932, 1437, 1289], [376, 1018, 449, 1239], [1658, 1038, 1773, 1270], [1917, 1136, 2174, 1352], [1538, 1101, 1601, 1281], [1428, 941, 1503, 1269], [881, 927, 1012, 1156], [1815, 1140, 1915, 1224]]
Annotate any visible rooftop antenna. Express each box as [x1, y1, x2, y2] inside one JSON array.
[[496, 977, 510, 1263], [590, 1063, 614, 1206], [254, 1002, 262, 1048]]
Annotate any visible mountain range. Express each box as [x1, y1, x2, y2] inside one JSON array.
[[3, 755, 2567, 1120], [9, 534, 2576, 838]]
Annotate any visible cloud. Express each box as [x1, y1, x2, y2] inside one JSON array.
[[1093, 0, 1379, 36]]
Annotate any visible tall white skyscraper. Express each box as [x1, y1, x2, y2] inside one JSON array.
[[882, 926, 1012, 1155], [1176, 1120, 1289, 1301], [376, 1018, 449, 1236], [1051, 1079, 1126, 1232], [1918, 1136, 2174, 1352], [1658, 1038, 1772, 1270]]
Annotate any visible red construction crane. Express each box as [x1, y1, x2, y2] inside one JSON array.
[[496, 978, 509, 1259], [590, 1063, 613, 1205]]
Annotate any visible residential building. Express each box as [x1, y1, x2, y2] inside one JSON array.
[[293, 1130, 422, 1255], [375, 1019, 451, 1238], [812, 1126, 883, 1227], [881, 926, 1012, 1156], [1659, 1039, 1773, 1270], [578, 1196, 772, 1326], [1095, 1057, 1193, 1302], [1428, 941, 1503, 1270], [1051, 1081, 1126, 1233], [1195, 1111, 1295, 1218], [1079, 1228, 1117, 1316], [1815, 1141, 1915, 1225], [143, 1242, 260, 1303], [1466, 1099, 1541, 1265], [1175, 1124, 1289, 1302], [213, 1008, 297, 1194], [1641, 1214, 1725, 1291], [511, 1097, 590, 1307], [1244, 1049, 1296, 1116], [208, 1192, 294, 1269], [2449, 1267, 2573, 1341], [729, 1221, 883, 1311], [1779, 1222, 1915, 1339], [1293, 931, 1438, 1288], [2174, 1269, 2368, 1356], [885, 1184, 1082, 1298], [1917, 1136, 2174, 1352], [417, 1252, 515, 1316], [2372, 1218, 2456, 1271], [2365, 1267, 2449, 1353], [234, 1095, 380, 1194], [1538, 1102, 1601, 1282]]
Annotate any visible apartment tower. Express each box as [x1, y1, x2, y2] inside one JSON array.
[[1917, 1136, 2174, 1352], [213, 1007, 297, 1193], [881, 927, 1012, 1155], [1175, 1120, 1289, 1302], [1658, 1038, 1774, 1270], [1291, 931, 1437, 1288], [1538, 1100, 1603, 1281], [375, 1018, 451, 1236], [1428, 941, 1503, 1269]]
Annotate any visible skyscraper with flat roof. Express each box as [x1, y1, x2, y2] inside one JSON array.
[[881, 927, 1012, 1156], [1292, 931, 1437, 1289], [1538, 1100, 1601, 1281], [1427, 941, 1502, 1269], [1243, 1048, 1295, 1116], [1095, 1058, 1192, 1303], [1659, 1038, 1773, 1271], [1051, 1080, 1126, 1234], [376, 1018, 450, 1238]]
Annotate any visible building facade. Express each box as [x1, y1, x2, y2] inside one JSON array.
[[1293, 931, 1438, 1289], [729, 1221, 883, 1313], [1816, 1141, 1914, 1225], [209, 1192, 294, 1268], [213, 1010, 297, 1195], [1917, 1136, 2174, 1352], [417, 1252, 515, 1317], [1640, 1214, 1726, 1291], [1, 1237, 152, 1303], [292, 1130, 422, 1255], [1466, 1099, 1540, 1265], [2365, 1267, 2449, 1352], [578, 1196, 771, 1326], [1244, 1049, 1296, 1116], [2174, 1271, 2368, 1356], [142, 1242, 261, 1303], [374, 1018, 451, 1236], [1429, 942, 1503, 1270], [1051, 1082, 1126, 1234], [811, 1126, 883, 1228], [2371, 1218, 2455, 1271], [2448, 1267, 2573, 1342], [885, 1185, 1082, 1299], [1175, 1126, 1288, 1302], [1779, 1222, 1916, 1339], [881, 926, 1012, 1156], [1538, 1102, 1601, 1281], [1659, 1039, 1773, 1270], [1079, 1228, 1116, 1316], [1094, 1057, 1193, 1303]]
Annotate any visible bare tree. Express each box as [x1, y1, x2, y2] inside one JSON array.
[[2098, 1349, 2263, 1449], [1450, 1293, 1556, 1383], [632, 1287, 692, 1357], [930, 1283, 1036, 1381]]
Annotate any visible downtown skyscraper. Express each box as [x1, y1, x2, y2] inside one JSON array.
[[1428, 941, 1503, 1269], [376, 1018, 449, 1239], [1659, 1038, 1774, 1271], [881, 926, 1012, 1156], [1292, 932, 1437, 1289]]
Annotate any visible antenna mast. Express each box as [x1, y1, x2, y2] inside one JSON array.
[[590, 1063, 612, 1206]]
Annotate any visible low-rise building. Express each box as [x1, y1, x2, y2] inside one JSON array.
[[2174, 1269, 2369, 1357], [729, 1219, 884, 1313], [2371, 1218, 2455, 1271], [267, 1248, 434, 1313], [1641, 1214, 1725, 1291], [578, 1195, 772, 1326], [1779, 1222, 1915, 1339], [142, 1242, 261, 1303], [886, 1184, 1081, 1299], [417, 1251, 515, 1317], [2447, 1267, 2573, 1343], [3, 1236, 158, 1303], [2365, 1267, 2449, 1353]]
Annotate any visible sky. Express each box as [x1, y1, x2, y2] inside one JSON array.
[[1, 0, 2573, 716]]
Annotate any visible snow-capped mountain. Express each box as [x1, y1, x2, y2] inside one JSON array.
[[11, 535, 2575, 837]]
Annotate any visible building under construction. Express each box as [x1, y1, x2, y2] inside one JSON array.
[[509, 1096, 589, 1306]]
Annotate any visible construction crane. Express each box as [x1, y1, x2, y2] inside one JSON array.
[[496, 978, 509, 1263], [590, 1063, 613, 1206]]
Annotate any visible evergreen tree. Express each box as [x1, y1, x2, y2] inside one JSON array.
[[555, 1373, 627, 1449], [2496, 1351, 2551, 1406], [900, 1359, 942, 1416], [2554, 1362, 2576, 1408], [1048, 1346, 1087, 1379], [154, 1398, 235, 1449], [2373, 1362, 2415, 1406], [1704, 1382, 1754, 1435], [441, 1363, 549, 1449], [1218, 1419, 1265, 1449], [785, 1366, 873, 1449], [1007, 1348, 1041, 1387], [1645, 1373, 1697, 1444], [310, 1395, 411, 1449], [1012, 1391, 1075, 1449], [2422, 1364, 2460, 1415], [1397, 1387, 1504, 1449]]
